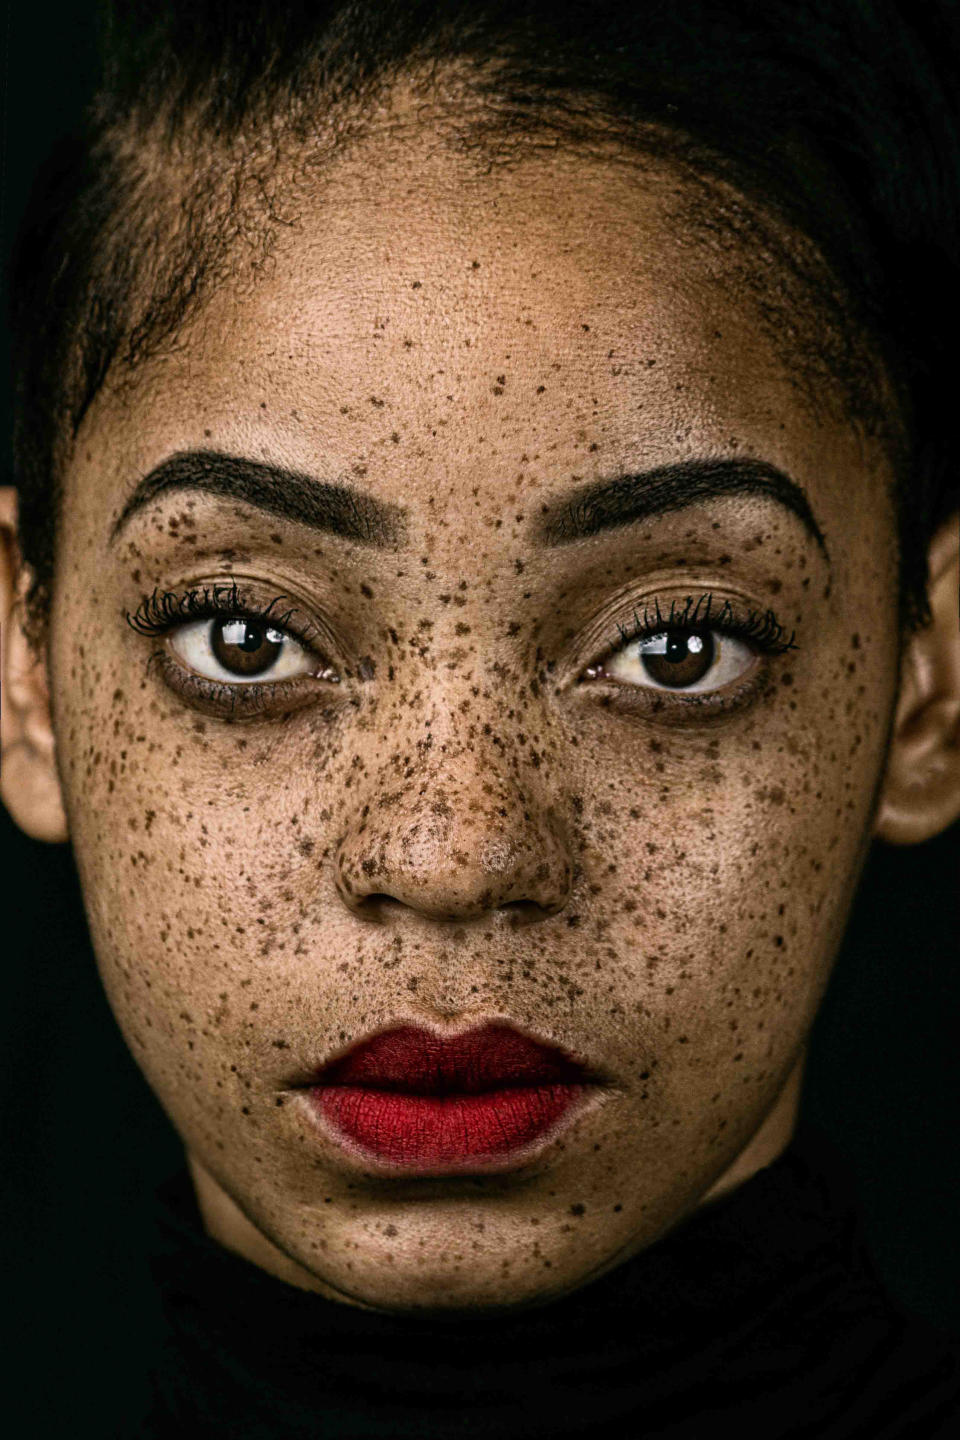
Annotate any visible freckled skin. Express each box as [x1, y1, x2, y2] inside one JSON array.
[[49, 133, 900, 1311]]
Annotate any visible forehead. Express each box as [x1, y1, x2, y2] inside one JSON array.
[[79, 132, 891, 540]]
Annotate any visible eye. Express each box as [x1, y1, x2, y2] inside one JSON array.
[[170, 617, 317, 685], [602, 627, 757, 694]]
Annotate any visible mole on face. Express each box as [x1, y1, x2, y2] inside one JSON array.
[[50, 128, 902, 1312]]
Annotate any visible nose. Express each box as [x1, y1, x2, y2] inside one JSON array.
[[335, 768, 574, 922]]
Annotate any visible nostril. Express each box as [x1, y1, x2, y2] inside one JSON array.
[[356, 893, 405, 920], [497, 898, 560, 926]]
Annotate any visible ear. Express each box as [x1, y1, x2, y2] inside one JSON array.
[[0, 487, 69, 842], [874, 512, 960, 845]]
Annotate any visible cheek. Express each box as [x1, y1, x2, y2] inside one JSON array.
[[49, 610, 335, 1099], [571, 637, 894, 1083]]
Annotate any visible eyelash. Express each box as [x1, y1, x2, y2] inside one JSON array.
[[127, 582, 304, 639], [126, 583, 334, 717], [610, 591, 797, 655]]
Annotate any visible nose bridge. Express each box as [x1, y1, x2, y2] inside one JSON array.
[[334, 720, 573, 921]]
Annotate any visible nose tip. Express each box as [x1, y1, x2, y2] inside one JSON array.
[[334, 803, 574, 922]]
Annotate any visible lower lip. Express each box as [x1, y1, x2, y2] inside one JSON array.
[[309, 1083, 587, 1169]]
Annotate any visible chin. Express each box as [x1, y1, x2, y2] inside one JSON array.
[[321, 1249, 587, 1314], [279, 1204, 613, 1313]]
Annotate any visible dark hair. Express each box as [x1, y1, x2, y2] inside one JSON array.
[[11, 0, 959, 643]]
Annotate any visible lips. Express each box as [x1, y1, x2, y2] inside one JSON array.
[[303, 1024, 593, 1170]]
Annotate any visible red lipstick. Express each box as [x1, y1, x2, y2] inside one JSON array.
[[305, 1024, 592, 1170]]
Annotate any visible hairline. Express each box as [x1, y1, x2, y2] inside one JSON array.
[[36, 66, 907, 646], [82, 74, 903, 430]]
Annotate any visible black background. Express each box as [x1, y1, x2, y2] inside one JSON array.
[[2, 1, 958, 1336]]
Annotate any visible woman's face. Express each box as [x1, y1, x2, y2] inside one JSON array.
[[49, 133, 901, 1309]]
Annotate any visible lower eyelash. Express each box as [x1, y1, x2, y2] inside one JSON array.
[[147, 648, 324, 719], [594, 655, 773, 723]]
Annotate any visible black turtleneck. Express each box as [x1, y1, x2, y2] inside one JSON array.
[[42, 1130, 960, 1438]]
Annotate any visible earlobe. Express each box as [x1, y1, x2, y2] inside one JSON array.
[[874, 513, 960, 846], [0, 487, 69, 843]]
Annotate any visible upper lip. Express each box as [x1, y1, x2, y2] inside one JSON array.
[[302, 1023, 595, 1095]]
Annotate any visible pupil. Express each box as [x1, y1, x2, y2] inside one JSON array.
[[237, 623, 264, 653], [211, 619, 284, 676], [666, 633, 695, 662], [640, 630, 714, 688]]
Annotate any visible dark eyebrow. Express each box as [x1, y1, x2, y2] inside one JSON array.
[[538, 457, 830, 565], [109, 450, 406, 547]]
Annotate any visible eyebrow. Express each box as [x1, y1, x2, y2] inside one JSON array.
[[538, 457, 830, 565], [110, 449, 828, 569], [109, 450, 406, 548]]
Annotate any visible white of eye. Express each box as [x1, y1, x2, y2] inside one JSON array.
[[169, 618, 316, 685], [604, 629, 756, 694]]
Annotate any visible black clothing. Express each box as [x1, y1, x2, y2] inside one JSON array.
[[55, 1132, 960, 1437]]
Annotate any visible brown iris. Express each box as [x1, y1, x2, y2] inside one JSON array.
[[639, 630, 715, 688], [210, 619, 285, 677]]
